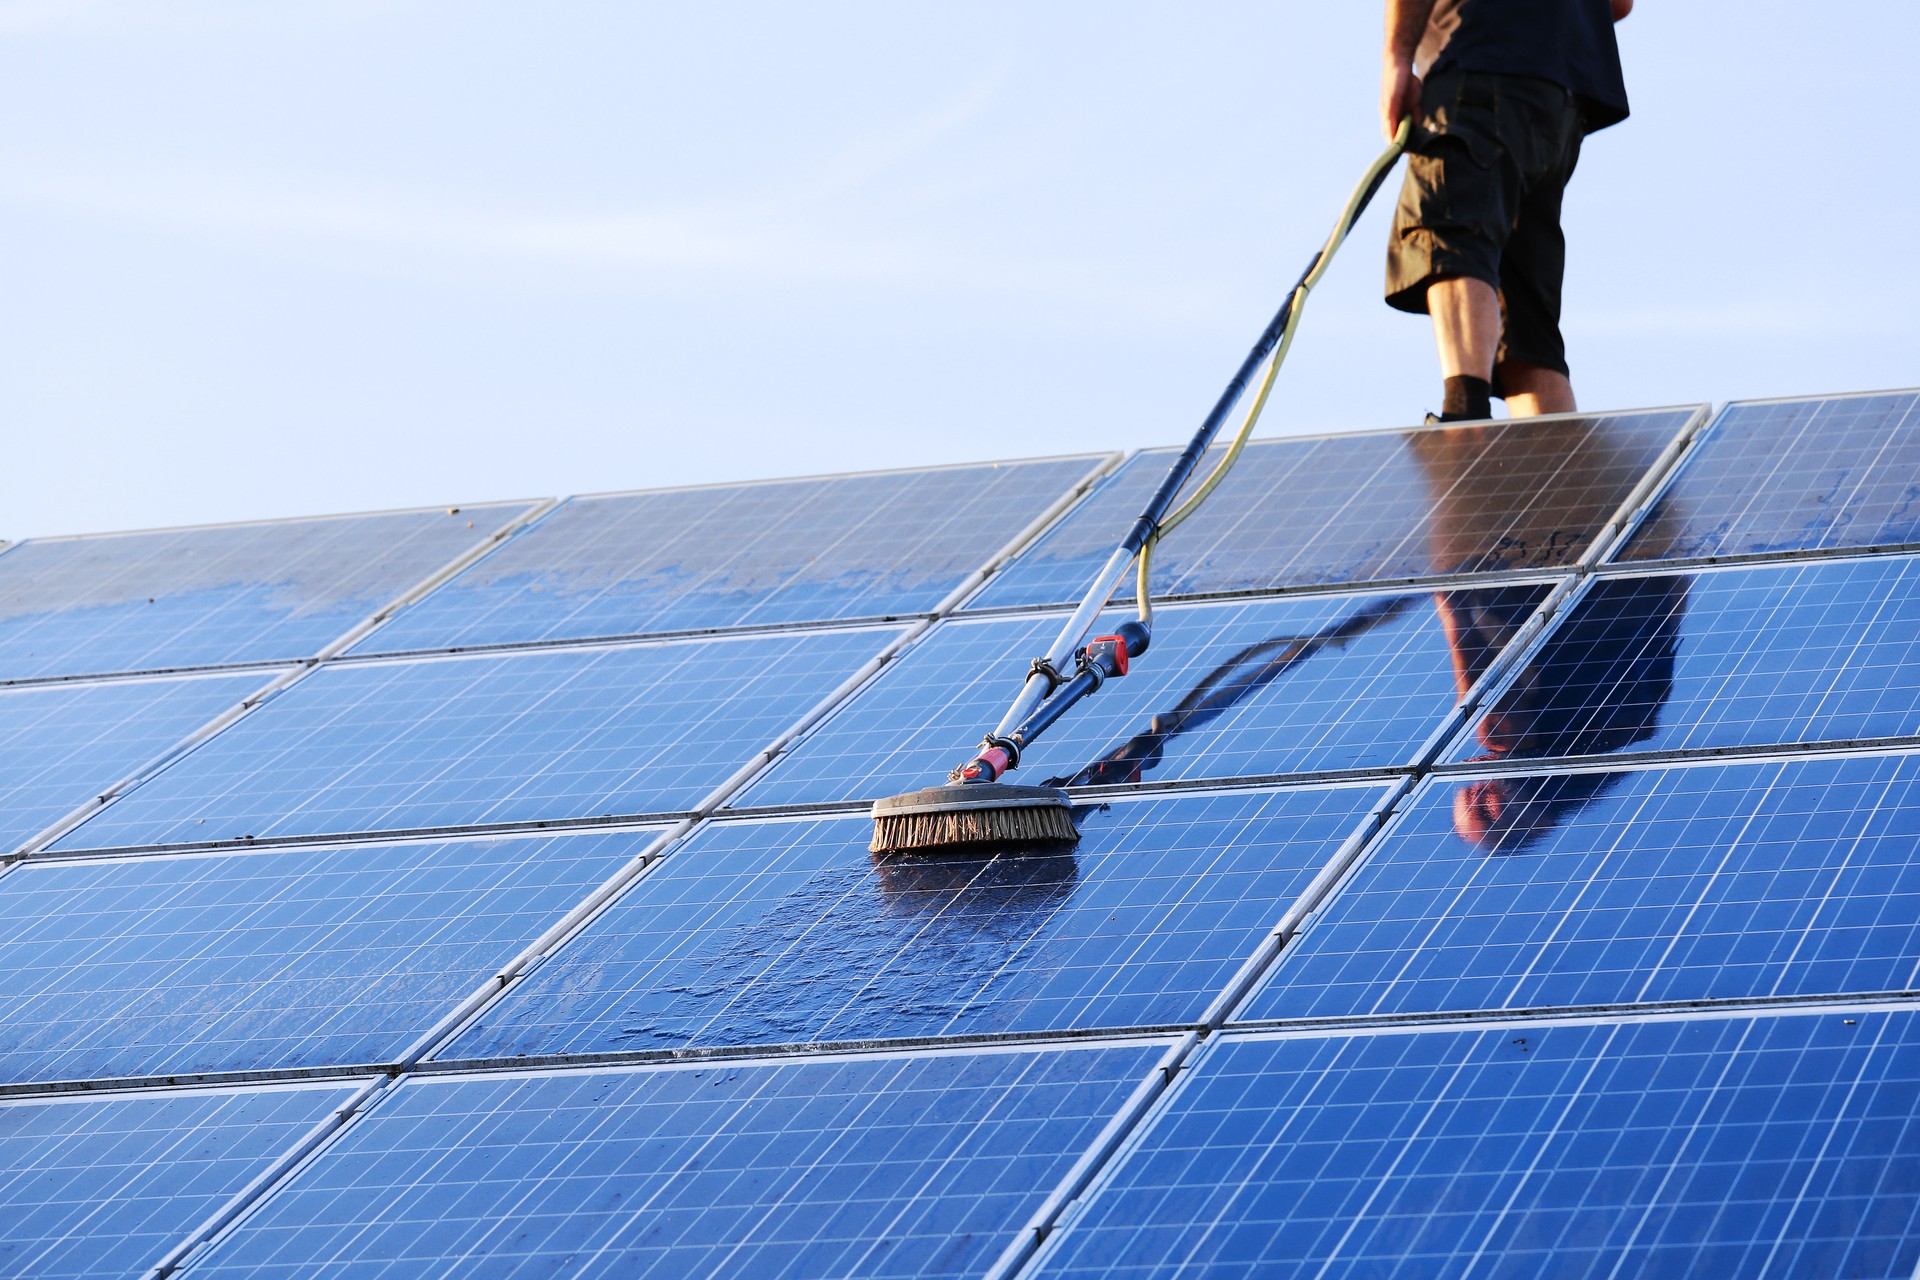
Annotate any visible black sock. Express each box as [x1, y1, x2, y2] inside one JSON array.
[[1440, 375, 1493, 422]]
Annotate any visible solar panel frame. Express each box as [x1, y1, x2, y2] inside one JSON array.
[[44, 623, 914, 854], [430, 781, 1398, 1065], [1431, 552, 1920, 771], [1232, 748, 1920, 1026], [0, 1077, 370, 1280], [0, 500, 549, 686], [731, 577, 1572, 811], [1609, 388, 1920, 568], [0, 827, 676, 1088], [185, 1039, 1177, 1280], [1028, 1007, 1920, 1279], [352, 454, 1121, 657], [0, 667, 286, 857], [959, 407, 1705, 614]]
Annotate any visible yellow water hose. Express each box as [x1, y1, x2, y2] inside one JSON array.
[[1134, 119, 1411, 626]]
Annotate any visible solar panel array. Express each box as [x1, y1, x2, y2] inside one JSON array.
[[3, 392, 1918, 1278]]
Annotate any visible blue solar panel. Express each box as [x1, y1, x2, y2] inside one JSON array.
[[0, 830, 655, 1086], [966, 410, 1695, 611], [0, 1082, 358, 1280], [1242, 753, 1920, 1023], [738, 585, 1553, 808], [0, 504, 535, 683], [1617, 390, 1920, 563], [187, 1044, 1164, 1280], [51, 627, 901, 852], [441, 786, 1387, 1061], [1032, 1012, 1920, 1278], [1444, 556, 1920, 766], [361, 457, 1109, 654], [0, 671, 268, 854]]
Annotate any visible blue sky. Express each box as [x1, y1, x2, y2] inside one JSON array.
[[2, 1, 1912, 541]]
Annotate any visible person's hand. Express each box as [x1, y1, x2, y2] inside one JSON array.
[[1381, 57, 1421, 141]]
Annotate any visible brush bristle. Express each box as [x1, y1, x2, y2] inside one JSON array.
[[870, 802, 1078, 855]]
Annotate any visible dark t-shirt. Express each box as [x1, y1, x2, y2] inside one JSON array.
[[1419, 0, 1629, 132]]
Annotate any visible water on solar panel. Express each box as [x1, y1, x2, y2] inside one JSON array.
[[50, 626, 903, 852], [1617, 390, 1920, 563], [0, 1082, 359, 1280], [360, 456, 1111, 654], [0, 670, 270, 854], [1242, 752, 1920, 1023], [440, 785, 1387, 1061], [965, 409, 1697, 611], [0, 829, 658, 1085], [738, 583, 1556, 808], [0, 504, 536, 683], [187, 1044, 1165, 1280], [1444, 555, 1920, 766], [1033, 1012, 1920, 1278]]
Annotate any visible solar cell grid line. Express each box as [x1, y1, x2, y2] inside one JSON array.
[[356, 454, 1119, 656], [0, 1079, 364, 1280], [0, 827, 663, 1088], [1022, 1009, 1920, 1279], [734, 580, 1568, 810], [1234, 750, 1920, 1026], [45, 623, 908, 854], [433, 784, 1390, 1064], [1614, 388, 1920, 565], [0, 500, 543, 685], [962, 407, 1702, 613], [181, 1040, 1172, 1280], [0, 669, 275, 856], [384, 819, 695, 1074], [1434, 553, 1920, 769]]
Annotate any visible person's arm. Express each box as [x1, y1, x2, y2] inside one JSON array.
[[1382, 0, 1437, 139], [1612, 0, 1633, 19]]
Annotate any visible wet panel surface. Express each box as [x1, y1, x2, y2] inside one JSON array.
[[1034, 1014, 1920, 1279], [0, 671, 269, 853], [1444, 555, 1920, 766], [740, 585, 1552, 808], [443, 787, 1386, 1059], [189, 1045, 1163, 1280], [967, 410, 1694, 611], [1617, 391, 1920, 562], [52, 628, 900, 851], [0, 1083, 358, 1280], [1243, 754, 1920, 1022], [0, 504, 535, 683], [0, 830, 652, 1084], [361, 456, 1109, 653]]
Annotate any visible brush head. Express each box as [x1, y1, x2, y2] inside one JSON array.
[[869, 782, 1078, 855]]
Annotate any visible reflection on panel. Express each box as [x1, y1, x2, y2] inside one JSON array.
[[740, 585, 1551, 808], [190, 1045, 1162, 1280], [1034, 1014, 1920, 1278], [1446, 556, 1920, 766], [443, 787, 1385, 1059], [362, 457, 1108, 653], [0, 831, 653, 1085], [53, 628, 899, 852], [0, 672, 267, 853], [0, 505, 535, 683], [0, 1083, 357, 1280], [967, 410, 1694, 610], [1619, 390, 1920, 562], [1245, 754, 1920, 1022]]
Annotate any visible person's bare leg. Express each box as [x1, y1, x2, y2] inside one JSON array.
[[1498, 360, 1576, 416], [1428, 276, 1501, 380]]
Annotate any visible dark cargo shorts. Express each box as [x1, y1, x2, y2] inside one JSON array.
[[1385, 69, 1585, 383]]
